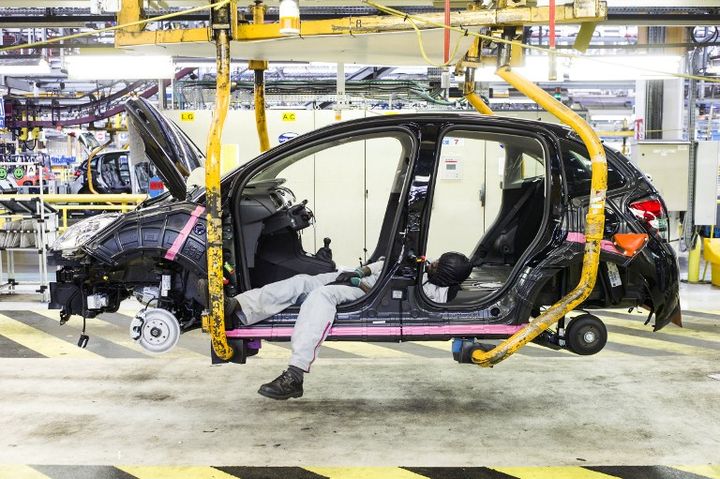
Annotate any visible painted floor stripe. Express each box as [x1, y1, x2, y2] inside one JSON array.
[[607, 328, 717, 356], [316, 342, 418, 358], [36, 310, 207, 360], [0, 467, 718, 479], [306, 467, 431, 479], [674, 465, 720, 479], [598, 312, 720, 339], [0, 465, 51, 479], [404, 467, 519, 478], [0, 333, 45, 358], [601, 316, 720, 343], [492, 466, 621, 479], [0, 312, 98, 358], [217, 467, 328, 479], [605, 323, 720, 352], [586, 465, 713, 479], [117, 466, 240, 479], [32, 465, 139, 479], [5, 310, 146, 359]]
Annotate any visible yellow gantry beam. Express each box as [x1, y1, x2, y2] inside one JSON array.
[[115, 2, 607, 48], [470, 65, 607, 367]]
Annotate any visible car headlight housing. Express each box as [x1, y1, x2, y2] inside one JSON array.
[[52, 213, 120, 252]]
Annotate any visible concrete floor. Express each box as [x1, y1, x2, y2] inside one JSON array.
[[1, 253, 719, 470], [0, 296, 719, 467], [1, 350, 719, 466]]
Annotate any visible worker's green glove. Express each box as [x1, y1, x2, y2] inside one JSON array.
[[331, 269, 364, 287], [334, 268, 363, 283]]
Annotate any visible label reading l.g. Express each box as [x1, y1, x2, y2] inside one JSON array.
[[180, 112, 196, 122], [606, 262, 622, 288]]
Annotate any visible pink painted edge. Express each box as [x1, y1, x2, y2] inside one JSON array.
[[164, 205, 206, 261], [226, 324, 524, 339]]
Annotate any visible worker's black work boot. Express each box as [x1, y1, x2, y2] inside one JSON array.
[[258, 369, 304, 400], [197, 279, 239, 318]]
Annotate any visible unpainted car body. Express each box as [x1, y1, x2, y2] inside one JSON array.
[[49, 98, 681, 362]]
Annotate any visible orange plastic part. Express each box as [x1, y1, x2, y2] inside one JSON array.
[[613, 233, 648, 257]]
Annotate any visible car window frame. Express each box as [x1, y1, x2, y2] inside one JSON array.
[[231, 124, 420, 313], [418, 123, 557, 310]]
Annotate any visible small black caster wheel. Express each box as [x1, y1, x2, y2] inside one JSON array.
[[565, 314, 607, 355]]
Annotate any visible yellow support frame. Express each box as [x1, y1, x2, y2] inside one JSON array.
[[205, 8, 234, 361], [471, 65, 607, 367], [249, 3, 270, 153], [115, 3, 607, 48]]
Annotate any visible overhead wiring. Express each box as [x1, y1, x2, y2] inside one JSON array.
[[0, 0, 230, 53], [363, 0, 720, 84]]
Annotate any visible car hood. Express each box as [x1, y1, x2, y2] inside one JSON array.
[[125, 97, 204, 200]]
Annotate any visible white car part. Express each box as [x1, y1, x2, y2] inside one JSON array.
[[86, 293, 109, 310], [130, 308, 181, 354], [52, 213, 120, 252]]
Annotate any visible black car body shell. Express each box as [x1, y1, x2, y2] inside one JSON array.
[[50, 107, 681, 346]]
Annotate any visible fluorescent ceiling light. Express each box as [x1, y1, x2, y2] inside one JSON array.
[[0, 58, 51, 76], [66, 55, 174, 80], [475, 56, 566, 83], [568, 55, 682, 81]]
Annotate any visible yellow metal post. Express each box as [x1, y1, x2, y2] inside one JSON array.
[[205, 4, 234, 361], [249, 2, 270, 153], [470, 65, 607, 367], [118, 0, 144, 33], [688, 237, 701, 283]]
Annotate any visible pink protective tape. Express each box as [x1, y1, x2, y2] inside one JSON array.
[[226, 323, 524, 339], [164, 205, 206, 261], [566, 231, 623, 255]]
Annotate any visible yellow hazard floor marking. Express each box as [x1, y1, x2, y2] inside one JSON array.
[[0, 465, 51, 479], [118, 466, 239, 479], [492, 466, 621, 479], [0, 312, 99, 359], [33, 310, 207, 360], [319, 342, 417, 358], [306, 467, 430, 479], [600, 316, 720, 343], [673, 465, 720, 479], [608, 329, 719, 356]]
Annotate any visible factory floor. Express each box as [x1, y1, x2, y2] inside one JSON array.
[[0, 282, 719, 479]]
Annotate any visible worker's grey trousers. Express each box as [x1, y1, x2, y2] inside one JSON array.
[[234, 272, 365, 371]]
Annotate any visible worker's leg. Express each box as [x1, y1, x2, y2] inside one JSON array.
[[235, 272, 338, 325], [289, 285, 365, 371]]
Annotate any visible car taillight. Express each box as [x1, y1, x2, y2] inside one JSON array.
[[629, 198, 668, 236]]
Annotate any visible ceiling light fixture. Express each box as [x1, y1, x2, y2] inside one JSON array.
[[65, 55, 174, 80], [0, 58, 51, 76], [279, 0, 301, 36]]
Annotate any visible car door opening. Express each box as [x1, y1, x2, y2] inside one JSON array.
[[424, 129, 549, 305]]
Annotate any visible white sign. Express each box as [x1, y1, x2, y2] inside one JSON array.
[[442, 137, 465, 147], [440, 157, 462, 180]]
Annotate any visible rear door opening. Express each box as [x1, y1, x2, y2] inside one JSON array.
[[422, 127, 553, 305]]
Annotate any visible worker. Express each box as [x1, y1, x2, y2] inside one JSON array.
[[202, 252, 472, 400]]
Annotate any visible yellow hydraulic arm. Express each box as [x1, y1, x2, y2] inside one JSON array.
[[471, 65, 607, 367], [205, 1, 234, 361]]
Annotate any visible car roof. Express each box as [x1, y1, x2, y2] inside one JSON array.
[[313, 111, 577, 139]]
